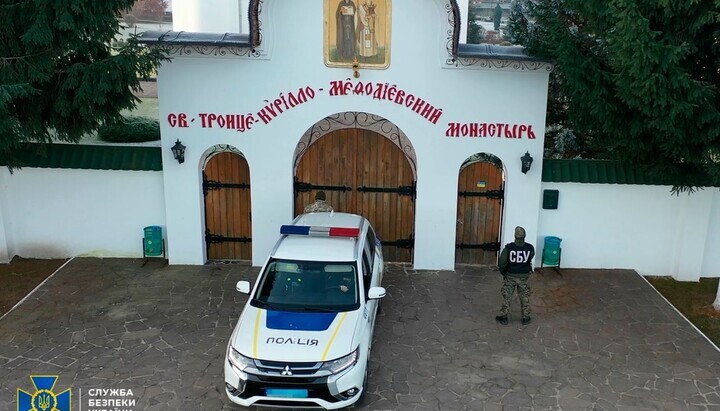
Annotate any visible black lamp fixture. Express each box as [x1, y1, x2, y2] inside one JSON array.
[[171, 139, 186, 164], [521, 151, 533, 174]]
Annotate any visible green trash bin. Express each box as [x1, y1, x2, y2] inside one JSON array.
[[542, 236, 562, 267], [143, 226, 163, 257]]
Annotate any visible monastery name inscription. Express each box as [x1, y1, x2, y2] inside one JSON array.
[[166, 79, 536, 140]]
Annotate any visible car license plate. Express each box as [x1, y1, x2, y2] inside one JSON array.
[[266, 388, 309, 398]]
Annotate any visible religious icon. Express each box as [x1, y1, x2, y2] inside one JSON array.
[[325, 0, 391, 69]]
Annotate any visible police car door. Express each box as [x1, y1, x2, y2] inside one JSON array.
[[361, 228, 380, 333]]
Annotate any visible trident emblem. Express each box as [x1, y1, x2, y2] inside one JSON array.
[[17, 376, 71, 411], [36, 391, 53, 410]]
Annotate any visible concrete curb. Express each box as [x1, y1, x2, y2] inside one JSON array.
[[638, 271, 720, 354], [0, 257, 75, 322]]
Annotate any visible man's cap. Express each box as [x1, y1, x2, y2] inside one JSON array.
[[514, 226, 526, 239], [315, 191, 326, 201]]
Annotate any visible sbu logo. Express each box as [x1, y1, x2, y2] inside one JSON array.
[[17, 375, 71, 411], [509, 250, 531, 263]]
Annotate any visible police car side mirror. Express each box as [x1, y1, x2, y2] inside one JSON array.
[[368, 287, 386, 300], [236, 281, 251, 294]]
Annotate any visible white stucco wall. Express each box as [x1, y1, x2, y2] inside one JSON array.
[[156, 0, 550, 269], [537, 183, 718, 280], [702, 189, 720, 277], [1, 166, 717, 279], [0, 170, 9, 263], [0, 168, 166, 259]]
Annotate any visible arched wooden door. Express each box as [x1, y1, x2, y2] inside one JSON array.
[[294, 128, 415, 262], [203, 152, 252, 260], [455, 160, 504, 265]]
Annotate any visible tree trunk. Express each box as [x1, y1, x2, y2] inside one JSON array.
[[714, 281, 720, 311]]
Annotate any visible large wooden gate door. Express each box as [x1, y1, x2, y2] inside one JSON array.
[[203, 152, 252, 260], [294, 128, 415, 262], [455, 160, 503, 265]]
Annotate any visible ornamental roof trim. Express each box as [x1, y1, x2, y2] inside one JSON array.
[[136, 0, 551, 67]]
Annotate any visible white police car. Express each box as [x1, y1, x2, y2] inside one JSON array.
[[225, 212, 386, 409]]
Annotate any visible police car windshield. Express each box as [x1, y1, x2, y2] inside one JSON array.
[[252, 259, 359, 312]]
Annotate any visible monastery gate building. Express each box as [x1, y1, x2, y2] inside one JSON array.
[[141, 0, 552, 270], [2, 0, 718, 283]]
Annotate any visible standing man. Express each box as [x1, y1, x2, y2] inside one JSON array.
[[336, 0, 357, 60], [496, 226, 535, 326], [304, 191, 334, 213]]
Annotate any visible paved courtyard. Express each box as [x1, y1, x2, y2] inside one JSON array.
[[1, 258, 719, 410]]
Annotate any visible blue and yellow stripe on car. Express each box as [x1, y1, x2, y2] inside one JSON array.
[[321, 312, 348, 361], [252, 309, 262, 358]]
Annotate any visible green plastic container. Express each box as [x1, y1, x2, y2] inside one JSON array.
[[542, 236, 562, 266], [143, 226, 163, 257]]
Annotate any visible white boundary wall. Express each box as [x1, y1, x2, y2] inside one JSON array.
[[0, 168, 166, 259], [537, 183, 720, 281], [1, 166, 718, 280]]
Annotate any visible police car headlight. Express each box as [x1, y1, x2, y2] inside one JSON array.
[[319, 347, 359, 375], [228, 347, 254, 371]]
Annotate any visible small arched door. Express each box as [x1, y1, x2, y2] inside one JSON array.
[[294, 128, 415, 262], [455, 157, 504, 265], [203, 152, 252, 260]]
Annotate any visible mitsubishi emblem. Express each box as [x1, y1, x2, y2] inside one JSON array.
[[281, 365, 293, 376]]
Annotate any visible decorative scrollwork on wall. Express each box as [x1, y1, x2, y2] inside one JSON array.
[[149, 0, 264, 58], [454, 57, 554, 71], [445, 2, 459, 66], [255, 0, 264, 48], [202, 145, 244, 169], [294, 112, 417, 179], [153, 44, 262, 58], [461, 152, 504, 171]]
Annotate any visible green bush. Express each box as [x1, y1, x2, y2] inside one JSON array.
[[98, 116, 160, 143]]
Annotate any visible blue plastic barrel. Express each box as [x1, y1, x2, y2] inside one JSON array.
[[542, 236, 562, 266], [143, 226, 163, 257]]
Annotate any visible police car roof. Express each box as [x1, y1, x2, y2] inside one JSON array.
[[271, 212, 365, 262]]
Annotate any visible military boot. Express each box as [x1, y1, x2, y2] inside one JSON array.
[[522, 317, 532, 326], [495, 315, 508, 325]]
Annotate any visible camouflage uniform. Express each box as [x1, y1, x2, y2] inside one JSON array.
[[499, 276, 532, 318], [303, 200, 333, 213], [497, 226, 535, 321]]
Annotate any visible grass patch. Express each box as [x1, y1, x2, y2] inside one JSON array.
[[646, 276, 720, 346], [122, 98, 159, 120], [98, 115, 160, 143]]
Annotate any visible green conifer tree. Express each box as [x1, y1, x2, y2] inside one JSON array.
[[519, 0, 720, 190], [467, 19, 486, 44], [0, 0, 165, 167], [506, 1, 528, 45]]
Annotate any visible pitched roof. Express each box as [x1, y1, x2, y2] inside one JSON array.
[[4, 144, 714, 187], [541, 159, 716, 187], [2, 143, 162, 171]]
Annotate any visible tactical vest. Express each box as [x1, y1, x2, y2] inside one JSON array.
[[506, 242, 535, 274]]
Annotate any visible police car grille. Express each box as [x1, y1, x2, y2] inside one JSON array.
[[255, 359, 322, 376], [242, 377, 336, 403], [256, 375, 320, 384]]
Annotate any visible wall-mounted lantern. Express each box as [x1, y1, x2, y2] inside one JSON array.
[[521, 151, 533, 174], [171, 139, 186, 164]]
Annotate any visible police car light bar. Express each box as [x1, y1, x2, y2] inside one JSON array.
[[280, 225, 360, 238]]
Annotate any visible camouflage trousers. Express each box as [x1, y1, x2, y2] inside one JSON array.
[[500, 276, 531, 318]]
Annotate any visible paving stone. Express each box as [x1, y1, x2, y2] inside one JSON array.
[[1, 259, 719, 410]]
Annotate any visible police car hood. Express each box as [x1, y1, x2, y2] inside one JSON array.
[[232, 306, 360, 362]]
